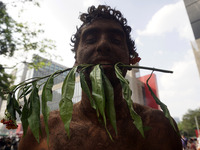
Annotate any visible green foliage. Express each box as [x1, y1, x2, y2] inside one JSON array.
[[59, 66, 77, 137], [178, 108, 200, 137], [0, 1, 16, 98], [90, 65, 106, 125], [80, 67, 96, 109], [90, 65, 113, 140], [102, 73, 117, 135], [21, 88, 30, 136], [41, 71, 56, 144], [27, 82, 40, 143], [0, 65, 14, 99], [0, 1, 15, 56], [29, 55, 52, 70]]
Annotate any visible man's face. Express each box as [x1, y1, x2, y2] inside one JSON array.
[[75, 19, 130, 67]]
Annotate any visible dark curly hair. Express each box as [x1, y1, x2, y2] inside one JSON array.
[[71, 5, 138, 59]]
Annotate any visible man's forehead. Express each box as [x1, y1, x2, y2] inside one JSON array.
[[80, 19, 125, 36]]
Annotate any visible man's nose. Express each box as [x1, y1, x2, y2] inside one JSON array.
[[96, 35, 111, 54]]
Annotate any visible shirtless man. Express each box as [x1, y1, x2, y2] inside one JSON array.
[[18, 5, 182, 150]]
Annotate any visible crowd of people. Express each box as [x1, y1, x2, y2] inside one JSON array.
[[182, 135, 200, 150], [0, 136, 20, 150]]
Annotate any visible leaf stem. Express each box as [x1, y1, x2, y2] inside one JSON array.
[[10, 64, 173, 93]]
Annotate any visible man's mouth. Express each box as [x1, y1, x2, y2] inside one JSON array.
[[97, 61, 112, 65], [92, 58, 114, 65], [92, 60, 114, 68]]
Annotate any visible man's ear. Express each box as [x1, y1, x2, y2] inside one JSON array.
[[129, 57, 131, 64], [127, 57, 132, 70]]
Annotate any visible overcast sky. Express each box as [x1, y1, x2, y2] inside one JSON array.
[[2, 0, 200, 121]]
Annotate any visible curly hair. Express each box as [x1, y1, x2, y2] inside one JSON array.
[[71, 5, 138, 58]]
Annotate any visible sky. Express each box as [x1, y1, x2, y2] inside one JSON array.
[[2, 0, 200, 121]]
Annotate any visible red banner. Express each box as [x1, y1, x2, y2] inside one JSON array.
[[139, 74, 159, 110], [196, 129, 200, 137]]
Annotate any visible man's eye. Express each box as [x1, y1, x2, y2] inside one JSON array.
[[85, 38, 97, 44], [111, 38, 121, 45], [84, 34, 97, 44]]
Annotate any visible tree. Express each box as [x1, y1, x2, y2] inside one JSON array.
[[0, 0, 56, 99], [0, 1, 16, 56], [0, 64, 14, 100], [178, 108, 200, 137]]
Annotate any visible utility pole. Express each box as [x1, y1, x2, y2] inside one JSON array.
[[195, 116, 199, 137]]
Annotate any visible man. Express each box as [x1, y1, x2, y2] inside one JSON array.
[[181, 135, 188, 150], [19, 5, 182, 150]]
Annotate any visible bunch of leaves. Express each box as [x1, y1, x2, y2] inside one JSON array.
[[1, 63, 177, 143]]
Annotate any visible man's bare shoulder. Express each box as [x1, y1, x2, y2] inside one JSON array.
[[133, 102, 179, 133], [133, 103, 171, 125], [132, 103, 182, 150]]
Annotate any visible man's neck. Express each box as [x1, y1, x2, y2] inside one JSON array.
[[79, 82, 130, 121]]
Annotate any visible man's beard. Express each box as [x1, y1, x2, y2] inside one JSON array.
[[82, 65, 127, 88]]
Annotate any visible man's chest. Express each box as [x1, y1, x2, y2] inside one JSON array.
[[48, 120, 144, 150]]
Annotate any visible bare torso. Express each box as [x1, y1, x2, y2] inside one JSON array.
[[18, 102, 182, 150]]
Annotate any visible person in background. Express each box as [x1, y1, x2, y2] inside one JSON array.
[[187, 138, 196, 150], [182, 135, 188, 150]]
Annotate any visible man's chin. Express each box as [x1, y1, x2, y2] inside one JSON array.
[[101, 65, 115, 72], [102, 67, 120, 85], [101, 64, 113, 69], [82, 63, 127, 86]]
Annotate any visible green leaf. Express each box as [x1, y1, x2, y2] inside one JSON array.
[[90, 65, 106, 122], [21, 90, 30, 136], [6, 93, 16, 120], [13, 97, 21, 115], [146, 72, 177, 131], [59, 66, 77, 137], [115, 63, 144, 137], [41, 72, 56, 145], [28, 82, 40, 143], [80, 70, 96, 109], [102, 72, 117, 135], [90, 65, 113, 139]]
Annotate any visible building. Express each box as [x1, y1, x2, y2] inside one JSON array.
[[184, 0, 200, 76], [126, 69, 145, 105]]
